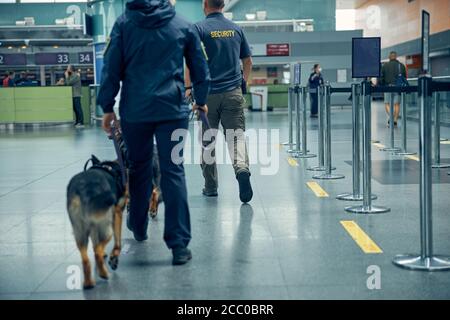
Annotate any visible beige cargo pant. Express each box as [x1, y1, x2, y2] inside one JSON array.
[[201, 87, 250, 192]]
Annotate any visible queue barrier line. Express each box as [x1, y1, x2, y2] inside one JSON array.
[[340, 220, 383, 254], [306, 181, 329, 198], [441, 141, 450, 145]]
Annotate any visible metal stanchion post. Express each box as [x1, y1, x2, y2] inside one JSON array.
[[313, 84, 344, 180], [432, 92, 450, 169], [393, 76, 450, 271], [293, 87, 316, 159], [289, 86, 303, 157], [346, 81, 390, 214], [337, 84, 377, 201], [381, 92, 401, 152], [282, 87, 294, 147], [395, 92, 416, 156], [287, 86, 299, 153], [307, 85, 332, 171]]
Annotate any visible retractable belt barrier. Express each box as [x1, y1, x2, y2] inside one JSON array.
[[287, 86, 302, 155], [287, 86, 317, 159], [282, 87, 295, 148], [307, 85, 335, 171], [345, 81, 391, 214], [337, 83, 377, 201], [312, 84, 345, 180], [432, 92, 450, 169], [393, 77, 450, 271]]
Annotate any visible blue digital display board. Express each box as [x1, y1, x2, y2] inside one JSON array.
[[352, 37, 381, 78], [0, 54, 27, 66], [78, 52, 93, 64], [35, 52, 70, 65]]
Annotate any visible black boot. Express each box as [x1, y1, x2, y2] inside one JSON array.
[[172, 247, 192, 265], [237, 171, 253, 203]]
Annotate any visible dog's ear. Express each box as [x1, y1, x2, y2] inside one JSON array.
[[91, 155, 101, 165]]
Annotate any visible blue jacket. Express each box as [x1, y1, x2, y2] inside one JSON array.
[[308, 72, 323, 89], [97, 0, 210, 123]]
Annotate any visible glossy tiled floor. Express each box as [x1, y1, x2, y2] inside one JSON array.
[[1, 102, 450, 300]]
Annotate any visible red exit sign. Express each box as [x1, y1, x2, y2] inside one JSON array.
[[266, 44, 290, 56]]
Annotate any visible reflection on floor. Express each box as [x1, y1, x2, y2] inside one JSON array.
[[1, 102, 450, 300]]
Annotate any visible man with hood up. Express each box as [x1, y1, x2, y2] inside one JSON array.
[[97, 0, 210, 265]]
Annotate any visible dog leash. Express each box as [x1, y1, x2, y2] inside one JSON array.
[[187, 92, 216, 151], [109, 121, 127, 188]]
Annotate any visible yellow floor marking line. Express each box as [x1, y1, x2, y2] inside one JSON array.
[[441, 140, 450, 145], [306, 181, 329, 198], [340, 220, 383, 254], [405, 155, 420, 162], [287, 157, 299, 167], [372, 142, 386, 149]]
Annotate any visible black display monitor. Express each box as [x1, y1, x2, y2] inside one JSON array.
[[352, 37, 381, 79], [421, 10, 430, 73], [84, 13, 93, 37]]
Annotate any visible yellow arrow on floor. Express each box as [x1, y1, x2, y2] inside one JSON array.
[[287, 157, 299, 167], [405, 155, 420, 162], [340, 220, 383, 254], [306, 181, 329, 198], [372, 142, 386, 149]]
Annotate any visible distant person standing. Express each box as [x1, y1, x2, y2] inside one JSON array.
[[2, 71, 16, 87], [380, 51, 407, 127], [61, 65, 84, 128], [308, 64, 324, 118], [185, 0, 254, 203], [15, 72, 29, 86]]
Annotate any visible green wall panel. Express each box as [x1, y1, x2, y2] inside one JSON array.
[[0, 88, 15, 123], [13, 87, 73, 123]]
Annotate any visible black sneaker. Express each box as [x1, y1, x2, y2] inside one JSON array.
[[172, 247, 192, 265], [202, 188, 218, 197], [237, 171, 253, 203]]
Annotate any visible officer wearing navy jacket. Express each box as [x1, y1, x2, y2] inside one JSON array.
[[185, 0, 253, 203], [97, 0, 210, 265]]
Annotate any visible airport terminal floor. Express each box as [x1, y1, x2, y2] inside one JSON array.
[[1, 102, 450, 300]]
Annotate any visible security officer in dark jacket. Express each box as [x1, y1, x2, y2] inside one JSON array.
[[97, 0, 210, 265]]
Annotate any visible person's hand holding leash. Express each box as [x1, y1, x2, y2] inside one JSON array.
[[102, 112, 117, 136], [192, 103, 208, 115]]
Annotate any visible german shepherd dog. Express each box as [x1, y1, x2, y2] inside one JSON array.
[[67, 155, 127, 289]]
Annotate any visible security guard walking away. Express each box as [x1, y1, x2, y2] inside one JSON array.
[[97, 0, 210, 265], [186, 0, 253, 203]]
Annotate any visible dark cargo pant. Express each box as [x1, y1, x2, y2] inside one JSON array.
[[201, 87, 250, 192], [121, 118, 191, 249]]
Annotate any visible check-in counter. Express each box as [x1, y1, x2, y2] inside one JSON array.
[[244, 84, 290, 109], [0, 86, 91, 125]]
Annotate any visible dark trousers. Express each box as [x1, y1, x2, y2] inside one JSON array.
[[310, 92, 318, 115], [121, 118, 191, 249], [73, 97, 84, 124]]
